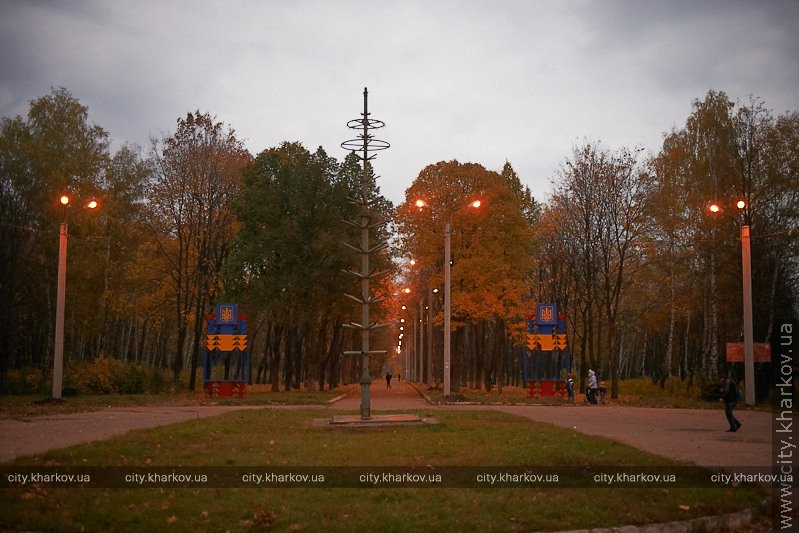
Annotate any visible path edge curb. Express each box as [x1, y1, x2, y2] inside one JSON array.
[[542, 508, 755, 532]]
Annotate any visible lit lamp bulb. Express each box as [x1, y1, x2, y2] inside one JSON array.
[[60, 195, 70, 206]]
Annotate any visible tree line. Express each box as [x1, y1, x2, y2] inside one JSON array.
[[1, 87, 796, 396], [398, 91, 797, 399]]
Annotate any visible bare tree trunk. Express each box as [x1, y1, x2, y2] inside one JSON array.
[[269, 323, 282, 392], [665, 250, 676, 383]]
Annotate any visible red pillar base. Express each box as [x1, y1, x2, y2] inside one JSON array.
[[527, 380, 566, 398], [203, 381, 247, 397]]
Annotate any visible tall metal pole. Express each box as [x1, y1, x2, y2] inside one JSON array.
[[341, 87, 390, 420], [427, 286, 433, 385], [741, 225, 755, 406], [444, 220, 452, 396], [418, 299, 424, 382], [52, 222, 68, 400], [411, 318, 416, 380], [358, 88, 372, 419]]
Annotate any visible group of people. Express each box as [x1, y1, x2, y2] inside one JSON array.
[[564, 369, 606, 405], [564, 370, 743, 433], [387, 366, 742, 433]]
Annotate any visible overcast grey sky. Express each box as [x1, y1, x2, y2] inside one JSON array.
[[1, 0, 797, 204]]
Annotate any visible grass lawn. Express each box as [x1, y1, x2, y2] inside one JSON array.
[[0, 385, 352, 417], [421, 378, 771, 411], [0, 408, 767, 532]]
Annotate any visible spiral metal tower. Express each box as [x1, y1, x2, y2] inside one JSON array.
[[341, 88, 390, 420]]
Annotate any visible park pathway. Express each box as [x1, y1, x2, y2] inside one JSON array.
[[330, 376, 428, 412], [450, 403, 772, 468]]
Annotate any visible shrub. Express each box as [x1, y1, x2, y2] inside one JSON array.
[[63, 357, 164, 395], [0, 368, 41, 394], [114, 363, 147, 394], [619, 377, 703, 399], [147, 367, 169, 394], [0, 368, 48, 395]]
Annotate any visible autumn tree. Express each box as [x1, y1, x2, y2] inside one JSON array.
[[0, 88, 163, 391], [542, 143, 651, 398], [396, 161, 533, 391], [649, 92, 799, 394], [225, 143, 393, 391], [148, 112, 250, 388], [0, 88, 108, 380]]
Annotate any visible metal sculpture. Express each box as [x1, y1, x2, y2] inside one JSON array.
[[341, 88, 390, 419]]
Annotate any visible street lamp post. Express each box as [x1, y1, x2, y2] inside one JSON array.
[[443, 220, 452, 396], [709, 200, 755, 406], [416, 199, 481, 397], [52, 218, 68, 400], [427, 286, 434, 385], [418, 299, 424, 382], [740, 224, 755, 407], [52, 194, 98, 400]]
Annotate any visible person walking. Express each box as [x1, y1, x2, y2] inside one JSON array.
[[565, 373, 575, 403], [588, 369, 598, 405], [719, 376, 742, 432], [386, 372, 393, 389]]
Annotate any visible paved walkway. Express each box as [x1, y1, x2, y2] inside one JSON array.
[[0, 380, 772, 468], [331, 377, 428, 411], [452, 404, 772, 468], [0, 405, 263, 463]]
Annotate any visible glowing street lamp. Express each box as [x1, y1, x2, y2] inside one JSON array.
[[708, 199, 754, 406], [53, 194, 99, 400], [414, 197, 482, 396]]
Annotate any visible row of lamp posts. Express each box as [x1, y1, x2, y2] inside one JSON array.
[[45, 170, 755, 408], [399, 196, 755, 404], [398, 198, 481, 397]]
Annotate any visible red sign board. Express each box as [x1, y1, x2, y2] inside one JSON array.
[[725, 342, 771, 362]]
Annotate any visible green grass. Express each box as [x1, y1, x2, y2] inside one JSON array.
[[420, 378, 772, 411], [0, 409, 767, 532], [0, 387, 350, 417]]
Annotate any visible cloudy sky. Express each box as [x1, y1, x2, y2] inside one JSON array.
[[1, 0, 797, 205]]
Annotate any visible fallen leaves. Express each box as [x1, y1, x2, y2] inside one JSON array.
[[240, 509, 278, 529]]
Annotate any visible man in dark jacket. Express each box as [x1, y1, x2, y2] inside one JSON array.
[[719, 376, 741, 432]]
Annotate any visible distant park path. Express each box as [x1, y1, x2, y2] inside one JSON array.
[[1, 380, 772, 468]]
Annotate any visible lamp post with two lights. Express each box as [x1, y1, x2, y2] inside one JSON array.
[[52, 193, 99, 400], [414, 198, 482, 397], [708, 199, 755, 406]]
